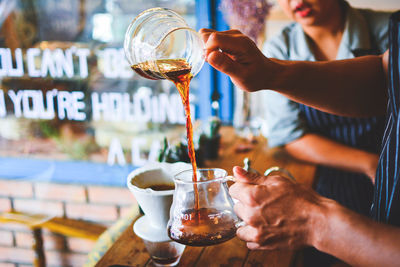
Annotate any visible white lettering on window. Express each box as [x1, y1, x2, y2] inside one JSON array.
[[22, 90, 40, 119], [108, 138, 126, 166], [0, 89, 6, 117], [8, 90, 23, 118], [27, 48, 41, 77], [41, 49, 57, 78], [54, 48, 74, 78], [91, 92, 109, 121], [0, 48, 24, 77], [76, 48, 90, 78], [131, 138, 147, 167], [134, 87, 152, 123], [71, 91, 86, 121]]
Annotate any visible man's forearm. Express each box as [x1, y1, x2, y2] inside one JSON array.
[[311, 199, 400, 266], [285, 134, 378, 181], [267, 55, 387, 117], [201, 29, 388, 116]]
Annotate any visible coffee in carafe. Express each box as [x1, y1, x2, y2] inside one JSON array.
[[167, 169, 241, 246], [168, 207, 237, 246]]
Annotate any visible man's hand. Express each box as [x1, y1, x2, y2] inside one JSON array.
[[229, 166, 326, 250], [199, 29, 274, 92]]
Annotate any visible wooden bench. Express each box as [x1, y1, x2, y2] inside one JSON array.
[[0, 210, 107, 267]]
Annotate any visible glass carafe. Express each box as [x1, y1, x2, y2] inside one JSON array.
[[167, 168, 241, 246], [124, 7, 205, 80]]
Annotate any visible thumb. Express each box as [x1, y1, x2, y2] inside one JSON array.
[[233, 166, 264, 184]]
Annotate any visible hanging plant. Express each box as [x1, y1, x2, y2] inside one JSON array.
[[220, 0, 273, 46]]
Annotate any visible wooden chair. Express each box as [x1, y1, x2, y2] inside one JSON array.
[[0, 210, 107, 267]]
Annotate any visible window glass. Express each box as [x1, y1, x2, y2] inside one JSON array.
[[0, 0, 197, 185]]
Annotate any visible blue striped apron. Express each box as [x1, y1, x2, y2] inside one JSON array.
[[298, 105, 385, 216], [299, 61, 387, 267], [372, 11, 400, 226]]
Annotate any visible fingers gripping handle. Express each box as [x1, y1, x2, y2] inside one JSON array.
[[227, 167, 296, 229]]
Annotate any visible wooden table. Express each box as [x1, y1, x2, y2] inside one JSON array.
[[96, 127, 316, 267]]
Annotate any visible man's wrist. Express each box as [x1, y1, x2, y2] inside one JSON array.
[[265, 58, 298, 93], [307, 196, 339, 250]]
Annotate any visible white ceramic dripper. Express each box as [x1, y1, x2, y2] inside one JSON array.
[[127, 162, 191, 230], [127, 162, 190, 266]]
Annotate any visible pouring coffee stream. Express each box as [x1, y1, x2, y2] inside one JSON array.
[[125, 7, 205, 213], [131, 58, 200, 210], [125, 8, 240, 247]]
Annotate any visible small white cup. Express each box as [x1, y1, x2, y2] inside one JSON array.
[[133, 209, 186, 266], [142, 239, 185, 266]]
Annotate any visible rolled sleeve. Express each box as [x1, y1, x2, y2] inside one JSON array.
[[262, 90, 307, 147]]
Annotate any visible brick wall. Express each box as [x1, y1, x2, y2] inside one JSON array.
[[0, 179, 137, 267]]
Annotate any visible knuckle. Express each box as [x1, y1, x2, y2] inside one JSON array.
[[242, 191, 255, 206], [247, 214, 258, 226], [242, 36, 257, 50], [251, 185, 267, 205], [249, 172, 261, 180], [253, 185, 265, 197], [254, 231, 264, 244], [208, 32, 219, 43], [248, 191, 258, 206], [266, 176, 289, 190], [266, 175, 282, 183]]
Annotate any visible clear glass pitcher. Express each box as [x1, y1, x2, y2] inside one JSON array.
[[167, 168, 241, 246], [124, 7, 205, 80]]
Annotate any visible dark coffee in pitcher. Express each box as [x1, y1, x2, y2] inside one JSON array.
[[167, 208, 237, 246]]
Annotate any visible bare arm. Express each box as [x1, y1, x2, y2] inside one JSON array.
[[200, 29, 388, 117], [313, 196, 400, 266], [230, 167, 400, 267], [286, 134, 379, 182], [271, 56, 388, 117]]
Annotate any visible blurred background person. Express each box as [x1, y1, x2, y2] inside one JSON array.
[[262, 0, 391, 265]]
